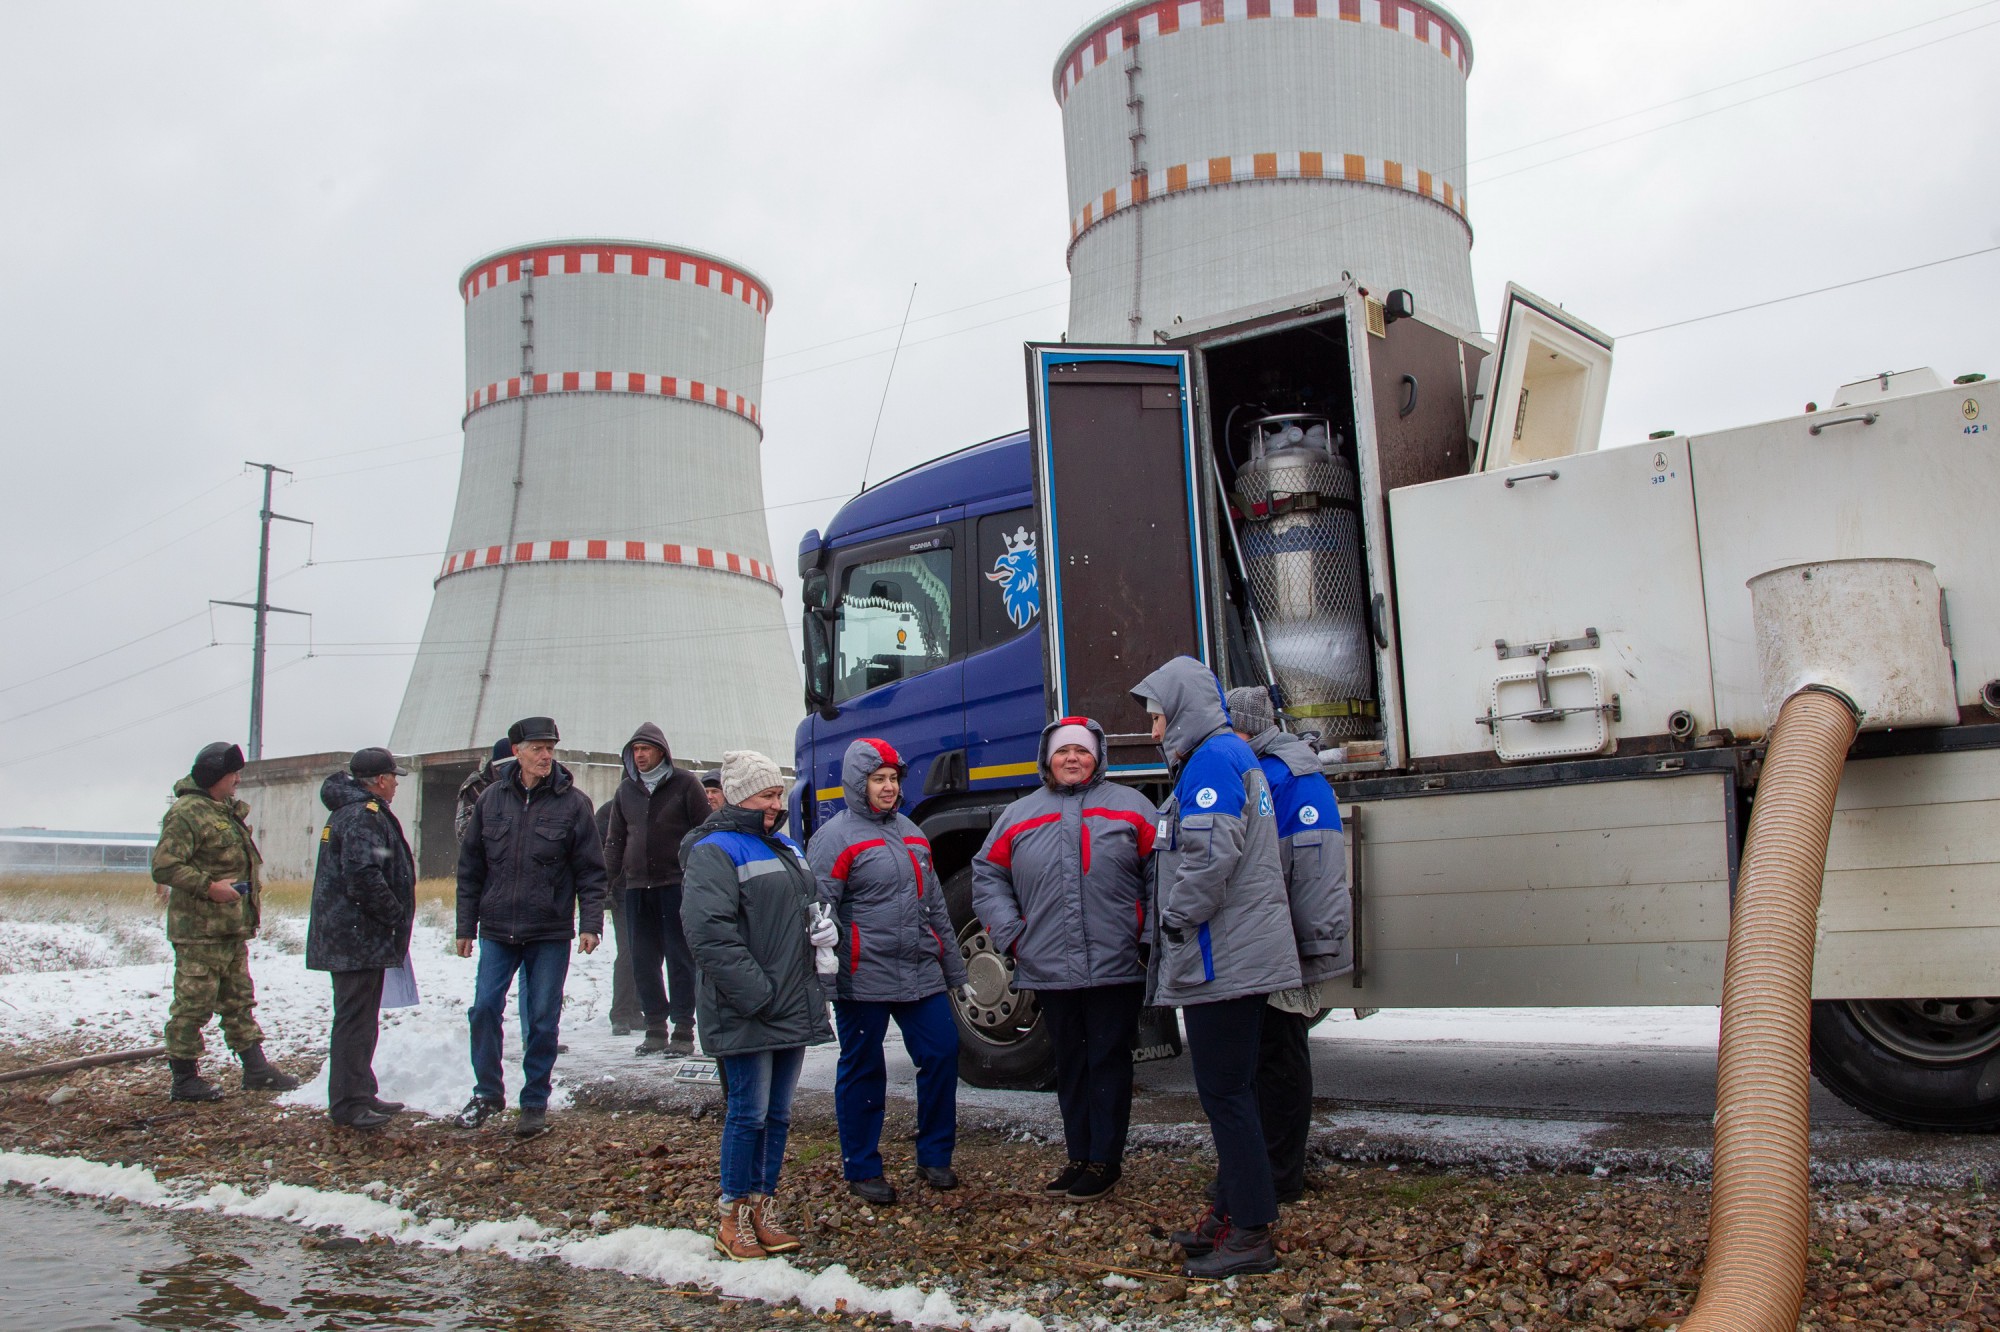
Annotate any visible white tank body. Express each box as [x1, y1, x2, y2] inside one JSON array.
[[1056, 0, 1478, 341], [390, 240, 800, 759]]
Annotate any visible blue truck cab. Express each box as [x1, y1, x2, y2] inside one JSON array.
[[793, 430, 1073, 1085]]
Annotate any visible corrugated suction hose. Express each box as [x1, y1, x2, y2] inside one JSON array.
[[1682, 686, 1857, 1332]]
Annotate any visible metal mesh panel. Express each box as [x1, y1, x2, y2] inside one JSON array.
[[1237, 444, 1377, 738]]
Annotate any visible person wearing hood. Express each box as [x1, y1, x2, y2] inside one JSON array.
[[1131, 657, 1301, 1279], [305, 748, 417, 1131], [603, 722, 711, 1056], [972, 717, 1158, 1202], [680, 750, 833, 1261], [1227, 685, 1353, 1205], [807, 739, 971, 1204], [595, 797, 643, 1036], [150, 741, 303, 1103], [455, 737, 514, 842], [452, 716, 607, 1139]]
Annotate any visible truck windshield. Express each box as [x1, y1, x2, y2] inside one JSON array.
[[834, 548, 954, 702]]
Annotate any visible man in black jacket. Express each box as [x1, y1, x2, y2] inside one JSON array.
[[602, 722, 710, 1056], [306, 748, 417, 1131], [453, 716, 607, 1138]]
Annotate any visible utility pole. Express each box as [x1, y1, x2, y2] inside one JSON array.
[[211, 462, 311, 760]]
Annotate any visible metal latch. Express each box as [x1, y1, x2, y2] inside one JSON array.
[[1477, 692, 1620, 729], [1488, 629, 1600, 721]]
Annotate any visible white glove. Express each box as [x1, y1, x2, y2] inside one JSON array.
[[955, 982, 977, 1007], [807, 904, 839, 949]]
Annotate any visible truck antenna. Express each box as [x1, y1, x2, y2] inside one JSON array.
[[858, 282, 918, 492]]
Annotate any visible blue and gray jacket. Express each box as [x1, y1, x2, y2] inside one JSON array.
[[1246, 725, 1353, 985], [679, 803, 832, 1057], [1132, 657, 1301, 1007]]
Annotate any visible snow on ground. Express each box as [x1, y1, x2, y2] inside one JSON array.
[[0, 1150, 1047, 1332], [1314, 1004, 1718, 1049], [0, 903, 1718, 1122]]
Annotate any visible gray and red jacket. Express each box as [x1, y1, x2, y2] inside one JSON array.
[[971, 717, 1160, 991], [806, 739, 969, 1003]]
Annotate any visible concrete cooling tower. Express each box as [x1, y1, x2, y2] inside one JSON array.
[[1056, 0, 1478, 342], [390, 239, 800, 760]]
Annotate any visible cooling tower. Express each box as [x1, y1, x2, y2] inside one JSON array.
[[390, 239, 800, 760], [1057, 0, 1478, 342]]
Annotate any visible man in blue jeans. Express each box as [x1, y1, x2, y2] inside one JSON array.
[[452, 716, 606, 1138]]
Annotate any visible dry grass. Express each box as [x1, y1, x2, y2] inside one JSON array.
[[0, 875, 454, 916]]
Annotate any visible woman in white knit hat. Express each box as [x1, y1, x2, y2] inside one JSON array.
[[679, 750, 833, 1261]]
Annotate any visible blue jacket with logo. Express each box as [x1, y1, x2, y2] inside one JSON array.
[[1132, 657, 1301, 1007], [1249, 727, 1354, 985]]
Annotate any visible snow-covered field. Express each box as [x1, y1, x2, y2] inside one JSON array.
[[0, 894, 1720, 1127]]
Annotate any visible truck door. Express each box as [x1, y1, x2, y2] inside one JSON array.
[[1026, 345, 1213, 778], [807, 520, 967, 824], [1475, 282, 1616, 472]]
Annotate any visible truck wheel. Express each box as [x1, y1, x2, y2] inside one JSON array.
[[942, 865, 1057, 1090], [1809, 997, 2000, 1132]]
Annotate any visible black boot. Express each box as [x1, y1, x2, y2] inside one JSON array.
[[634, 1022, 670, 1056], [238, 1044, 301, 1091], [1182, 1222, 1281, 1279], [168, 1057, 225, 1103], [1170, 1204, 1226, 1256]]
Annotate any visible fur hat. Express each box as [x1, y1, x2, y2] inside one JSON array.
[[1226, 685, 1276, 737], [721, 750, 785, 805], [191, 741, 245, 790]]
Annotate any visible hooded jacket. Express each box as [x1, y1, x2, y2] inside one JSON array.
[[1244, 725, 1353, 986], [971, 717, 1159, 990], [806, 740, 969, 1003], [456, 759, 607, 945], [602, 723, 710, 892], [151, 776, 262, 944], [1131, 657, 1301, 1006], [679, 803, 833, 1056], [455, 756, 513, 842], [306, 771, 416, 973]]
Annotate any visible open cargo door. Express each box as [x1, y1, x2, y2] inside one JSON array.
[[1026, 345, 1212, 778], [1476, 283, 1615, 472]]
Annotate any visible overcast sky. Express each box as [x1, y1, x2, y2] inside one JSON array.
[[3, 1, 1996, 832]]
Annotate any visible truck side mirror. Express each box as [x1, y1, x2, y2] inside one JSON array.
[[802, 605, 835, 711]]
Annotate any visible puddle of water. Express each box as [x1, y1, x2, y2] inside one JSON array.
[[0, 1191, 715, 1331]]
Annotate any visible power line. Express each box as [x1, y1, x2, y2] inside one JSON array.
[[1469, 0, 2000, 167], [0, 645, 214, 727], [1621, 243, 2000, 338], [0, 609, 209, 697]]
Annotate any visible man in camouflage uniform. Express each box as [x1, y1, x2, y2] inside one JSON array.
[[150, 741, 302, 1102]]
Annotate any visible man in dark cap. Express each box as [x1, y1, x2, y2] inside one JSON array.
[[453, 717, 607, 1138], [701, 768, 725, 813], [150, 741, 302, 1102], [306, 748, 417, 1131]]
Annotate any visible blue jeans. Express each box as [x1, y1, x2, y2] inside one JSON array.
[[468, 938, 570, 1111], [833, 991, 958, 1181], [718, 1047, 805, 1201]]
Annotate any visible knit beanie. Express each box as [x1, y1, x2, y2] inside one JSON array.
[[721, 750, 785, 805], [1226, 685, 1276, 736], [1046, 723, 1096, 757]]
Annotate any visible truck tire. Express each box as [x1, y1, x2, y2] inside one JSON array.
[[941, 865, 1057, 1090], [1808, 997, 2000, 1132]]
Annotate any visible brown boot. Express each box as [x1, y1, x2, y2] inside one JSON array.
[[714, 1197, 767, 1261], [748, 1193, 801, 1254]]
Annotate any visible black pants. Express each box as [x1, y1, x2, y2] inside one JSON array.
[[328, 969, 383, 1122], [1037, 983, 1144, 1166], [627, 882, 696, 1026], [1183, 993, 1277, 1228], [1256, 1006, 1314, 1201], [606, 884, 642, 1028]]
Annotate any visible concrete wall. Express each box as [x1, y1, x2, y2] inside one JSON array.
[[238, 748, 682, 885]]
